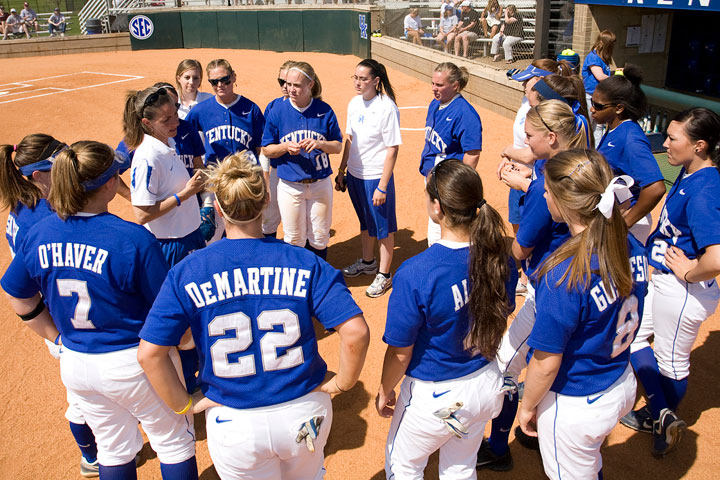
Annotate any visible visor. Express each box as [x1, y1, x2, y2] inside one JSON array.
[[82, 150, 131, 191]]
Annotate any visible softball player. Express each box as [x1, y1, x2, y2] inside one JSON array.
[[478, 100, 585, 470], [261, 60, 296, 239], [517, 149, 648, 480], [0, 134, 102, 477], [262, 62, 343, 260], [421, 62, 482, 246], [582, 30, 617, 146], [624, 108, 720, 457], [377, 159, 517, 479], [1, 141, 198, 479], [137, 153, 370, 480], [336, 58, 401, 298], [592, 65, 666, 243], [175, 59, 213, 120]]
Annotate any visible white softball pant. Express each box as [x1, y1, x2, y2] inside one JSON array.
[[630, 271, 720, 380], [537, 365, 636, 480], [60, 346, 196, 467], [277, 177, 333, 250], [205, 391, 332, 480], [496, 287, 536, 380], [262, 167, 282, 235], [385, 364, 504, 480]]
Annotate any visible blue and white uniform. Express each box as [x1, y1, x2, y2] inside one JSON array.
[[5, 198, 53, 258], [261, 96, 287, 237], [262, 98, 343, 249], [186, 95, 265, 166], [1, 213, 195, 468], [598, 120, 664, 243], [140, 237, 362, 479], [582, 49, 611, 145], [631, 166, 720, 381], [382, 240, 516, 478], [529, 236, 648, 479]]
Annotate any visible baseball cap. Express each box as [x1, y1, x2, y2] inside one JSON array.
[[460, 1, 471, 7], [10, 7, 16, 12], [509, 65, 553, 82]]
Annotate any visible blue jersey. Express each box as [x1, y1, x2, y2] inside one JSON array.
[[646, 166, 720, 273], [261, 98, 343, 182], [139, 237, 362, 409], [186, 95, 265, 165], [5, 199, 53, 257], [516, 159, 570, 283], [1, 213, 169, 354], [528, 235, 649, 396], [581, 49, 610, 95], [263, 96, 287, 169], [419, 95, 483, 176], [598, 121, 663, 206], [383, 242, 517, 382]]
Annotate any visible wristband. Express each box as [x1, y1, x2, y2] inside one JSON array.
[[175, 396, 193, 415], [376, 186, 387, 194], [338, 167, 346, 175], [173, 194, 181, 207], [53, 333, 61, 345], [18, 298, 46, 321], [335, 377, 350, 393]]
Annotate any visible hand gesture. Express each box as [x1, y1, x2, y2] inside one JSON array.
[[376, 389, 397, 418]]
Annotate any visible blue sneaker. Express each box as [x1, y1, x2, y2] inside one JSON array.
[[652, 408, 686, 457]]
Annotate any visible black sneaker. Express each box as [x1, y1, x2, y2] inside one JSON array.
[[620, 406, 653, 434], [476, 438, 513, 472], [652, 408, 686, 458], [514, 425, 540, 450]]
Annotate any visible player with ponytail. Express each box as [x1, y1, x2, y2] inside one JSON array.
[[517, 149, 648, 479], [377, 159, 517, 479], [2, 141, 198, 479]]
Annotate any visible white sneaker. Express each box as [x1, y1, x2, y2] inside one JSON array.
[[80, 457, 99, 478], [342, 258, 378, 277], [366, 273, 392, 298]]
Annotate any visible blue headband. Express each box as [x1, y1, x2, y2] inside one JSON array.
[[18, 143, 68, 176], [569, 100, 592, 148], [81, 151, 131, 191], [533, 80, 571, 106]]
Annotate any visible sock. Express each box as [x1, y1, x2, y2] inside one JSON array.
[[362, 258, 375, 265], [263, 232, 277, 238], [160, 456, 198, 480], [178, 348, 199, 394], [488, 394, 518, 456], [304, 243, 327, 260], [68, 422, 97, 463], [659, 375, 688, 411], [379, 272, 391, 278], [598, 468, 603, 480], [630, 346, 668, 419], [99, 460, 137, 480]]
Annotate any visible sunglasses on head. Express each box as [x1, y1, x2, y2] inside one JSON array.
[[209, 74, 233, 87], [591, 100, 614, 111], [277, 78, 287, 87], [141, 87, 169, 118]]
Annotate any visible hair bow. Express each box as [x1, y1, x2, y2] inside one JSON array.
[[594, 175, 634, 219]]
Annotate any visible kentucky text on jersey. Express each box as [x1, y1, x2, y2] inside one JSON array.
[[6, 216, 18, 250], [206, 125, 252, 145], [279, 130, 327, 144], [37, 242, 109, 274], [451, 278, 469, 311], [425, 126, 447, 152], [185, 267, 312, 308]]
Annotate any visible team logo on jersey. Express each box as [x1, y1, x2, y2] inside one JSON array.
[[129, 15, 154, 40]]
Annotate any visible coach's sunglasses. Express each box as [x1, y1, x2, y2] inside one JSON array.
[[141, 87, 170, 118], [209, 74, 233, 87], [590, 100, 614, 111]]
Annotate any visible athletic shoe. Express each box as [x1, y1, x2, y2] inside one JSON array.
[[342, 258, 378, 277], [620, 405, 653, 434], [476, 438, 513, 472], [652, 408, 686, 457], [366, 273, 392, 298], [80, 457, 99, 478], [514, 425, 540, 451]]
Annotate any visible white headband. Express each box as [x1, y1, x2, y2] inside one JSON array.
[[215, 199, 263, 226], [594, 175, 634, 219], [289, 67, 314, 83]]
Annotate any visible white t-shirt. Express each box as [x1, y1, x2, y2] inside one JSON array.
[[404, 14, 422, 31], [178, 91, 213, 120], [440, 14, 458, 33], [345, 94, 402, 180], [131, 135, 201, 239], [513, 97, 531, 149]]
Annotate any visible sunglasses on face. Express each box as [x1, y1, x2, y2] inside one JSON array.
[[209, 74, 233, 87], [141, 87, 169, 118], [591, 100, 614, 111], [278, 78, 287, 87]]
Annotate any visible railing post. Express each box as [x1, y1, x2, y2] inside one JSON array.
[[533, 0, 550, 60]]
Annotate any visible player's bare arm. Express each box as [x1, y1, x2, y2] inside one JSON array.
[[517, 350, 562, 437], [376, 344, 413, 417], [5, 292, 60, 344], [462, 149, 480, 169], [321, 314, 370, 395], [622, 180, 665, 227], [666, 244, 720, 283]]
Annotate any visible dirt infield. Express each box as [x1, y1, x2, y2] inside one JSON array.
[[1, 49, 718, 480]]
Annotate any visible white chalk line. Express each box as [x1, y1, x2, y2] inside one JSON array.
[[398, 105, 426, 110], [400, 127, 425, 131], [0, 72, 144, 105]]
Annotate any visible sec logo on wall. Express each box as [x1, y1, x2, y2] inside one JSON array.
[[129, 15, 154, 40]]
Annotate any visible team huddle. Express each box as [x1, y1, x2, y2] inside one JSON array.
[[1, 49, 719, 480]]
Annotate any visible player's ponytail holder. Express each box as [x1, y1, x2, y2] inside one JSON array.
[[594, 175, 634, 219], [13, 144, 18, 152], [476, 199, 486, 210]]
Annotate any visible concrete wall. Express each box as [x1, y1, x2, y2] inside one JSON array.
[[0, 33, 131, 59]]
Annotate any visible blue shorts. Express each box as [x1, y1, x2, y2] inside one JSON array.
[[347, 173, 398, 240], [158, 228, 205, 267], [508, 188, 525, 225]]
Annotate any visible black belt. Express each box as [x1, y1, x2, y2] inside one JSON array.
[[297, 178, 319, 184]]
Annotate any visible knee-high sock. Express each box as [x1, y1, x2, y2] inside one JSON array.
[[659, 375, 688, 411], [68, 421, 97, 463], [489, 394, 519, 456], [630, 346, 668, 419], [160, 456, 198, 480], [99, 460, 137, 480]]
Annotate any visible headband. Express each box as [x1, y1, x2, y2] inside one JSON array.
[[289, 67, 314, 83], [594, 175, 634, 219], [570, 100, 591, 148], [18, 142, 68, 176], [533, 80, 569, 105], [215, 198, 264, 226], [81, 150, 131, 191]]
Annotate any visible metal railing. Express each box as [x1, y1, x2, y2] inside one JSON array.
[[78, 0, 111, 33]]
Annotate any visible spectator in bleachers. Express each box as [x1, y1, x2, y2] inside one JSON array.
[[481, 0, 502, 38], [20, 2, 37, 33], [450, 1, 481, 58], [440, 0, 455, 16], [491, 4, 523, 64], [435, 6, 458, 53], [0, 6, 9, 35], [2, 8, 30, 39], [403, 8, 424, 46], [48, 8, 66, 37]]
